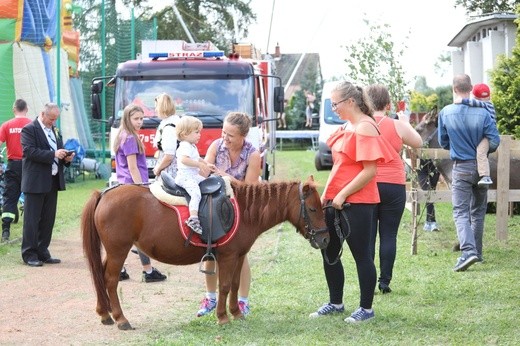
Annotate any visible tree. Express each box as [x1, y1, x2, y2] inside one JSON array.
[[413, 76, 434, 95], [454, 0, 520, 15], [409, 90, 437, 113], [433, 52, 452, 80], [286, 66, 320, 130], [489, 7, 520, 138], [342, 19, 408, 108], [75, 0, 256, 76], [409, 80, 452, 113], [128, 0, 256, 51]]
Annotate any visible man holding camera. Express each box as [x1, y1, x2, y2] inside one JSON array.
[[20, 103, 74, 267]]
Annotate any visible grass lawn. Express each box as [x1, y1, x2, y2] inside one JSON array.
[[1, 151, 519, 345], [151, 150, 520, 345]]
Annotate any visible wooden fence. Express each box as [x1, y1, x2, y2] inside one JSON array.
[[407, 135, 520, 254]]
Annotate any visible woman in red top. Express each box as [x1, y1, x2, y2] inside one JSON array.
[[366, 85, 422, 294], [309, 81, 393, 323]]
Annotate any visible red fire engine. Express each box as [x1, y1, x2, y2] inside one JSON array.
[[91, 40, 283, 184]]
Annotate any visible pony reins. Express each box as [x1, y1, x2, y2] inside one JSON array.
[[322, 203, 351, 265]]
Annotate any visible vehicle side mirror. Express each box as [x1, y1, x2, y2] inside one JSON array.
[[91, 80, 103, 94], [91, 81, 103, 120], [91, 93, 102, 120], [274, 86, 284, 113]]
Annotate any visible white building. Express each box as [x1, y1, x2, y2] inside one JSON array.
[[449, 13, 517, 84]]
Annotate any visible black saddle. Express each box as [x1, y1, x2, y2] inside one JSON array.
[[160, 171, 235, 243]]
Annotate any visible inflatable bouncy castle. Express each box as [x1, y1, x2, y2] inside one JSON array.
[[0, 0, 93, 148]]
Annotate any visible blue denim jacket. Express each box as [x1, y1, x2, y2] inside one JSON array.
[[438, 103, 500, 161]]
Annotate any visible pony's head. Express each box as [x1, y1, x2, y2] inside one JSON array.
[[415, 106, 439, 148], [294, 176, 329, 249]]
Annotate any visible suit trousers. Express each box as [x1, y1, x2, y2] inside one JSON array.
[[21, 175, 59, 263]]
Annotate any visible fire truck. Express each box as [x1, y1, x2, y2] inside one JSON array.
[[90, 40, 283, 184]]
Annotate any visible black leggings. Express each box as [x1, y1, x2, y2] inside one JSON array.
[[371, 183, 406, 285], [321, 203, 377, 309]]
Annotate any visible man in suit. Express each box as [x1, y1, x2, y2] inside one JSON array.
[[20, 103, 74, 267]]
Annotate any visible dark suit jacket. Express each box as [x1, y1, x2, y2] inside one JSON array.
[[21, 118, 69, 193]]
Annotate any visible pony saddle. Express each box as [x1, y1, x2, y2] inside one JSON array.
[[160, 171, 235, 243]]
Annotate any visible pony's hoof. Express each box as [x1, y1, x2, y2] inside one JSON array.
[[101, 317, 114, 325], [217, 316, 230, 325], [233, 313, 245, 320], [117, 322, 134, 330]]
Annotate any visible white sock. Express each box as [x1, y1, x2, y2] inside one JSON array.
[[145, 268, 153, 274], [332, 303, 343, 309], [238, 296, 248, 303], [206, 292, 217, 300]]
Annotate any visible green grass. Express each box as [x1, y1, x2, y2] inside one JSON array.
[[150, 151, 520, 345], [0, 178, 106, 258], [2, 152, 520, 345]]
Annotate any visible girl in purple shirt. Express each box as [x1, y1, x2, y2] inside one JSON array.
[[113, 104, 167, 283]]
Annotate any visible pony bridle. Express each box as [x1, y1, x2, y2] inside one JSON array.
[[298, 183, 328, 248], [423, 127, 438, 148]]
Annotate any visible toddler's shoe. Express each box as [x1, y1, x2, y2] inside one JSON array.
[[478, 176, 493, 186], [197, 297, 217, 317], [186, 217, 203, 235]]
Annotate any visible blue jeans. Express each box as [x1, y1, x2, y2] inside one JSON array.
[[451, 160, 487, 259]]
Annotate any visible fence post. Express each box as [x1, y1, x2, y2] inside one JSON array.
[[410, 188, 418, 255], [495, 135, 511, 241]]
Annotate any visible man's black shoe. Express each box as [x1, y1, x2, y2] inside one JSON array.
[[43, 257, 61, 264], [1, 230, 9, 242], [119, 267, 130, 281], [143, 267, 167, 283], [26, 260, 43, 267]]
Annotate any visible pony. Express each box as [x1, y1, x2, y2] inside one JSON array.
[[414, 106, 520, 189], [414, 106, 453, 186], [81, 176, 329, 329]]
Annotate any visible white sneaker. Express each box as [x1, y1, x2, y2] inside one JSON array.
[[423, 222, 439, 232], [344, 307, 375, 323], [478, 176, 493, 186], [309, 303, 344, 318]]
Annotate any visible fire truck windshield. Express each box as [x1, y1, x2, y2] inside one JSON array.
[[114, 78, 254, 128]]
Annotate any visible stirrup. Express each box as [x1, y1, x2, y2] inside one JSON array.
[[199, 253, 217, 274]]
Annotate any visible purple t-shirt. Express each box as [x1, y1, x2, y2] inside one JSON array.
[[115, 131, 149, 183], [214, 138, 257, 181]]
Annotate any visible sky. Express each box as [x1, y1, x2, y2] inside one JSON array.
[[243, 0, 469, 87]]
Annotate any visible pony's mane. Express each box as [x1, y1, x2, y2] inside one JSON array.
[[231, 180, 302, 225], [423, 105, 439, 125]]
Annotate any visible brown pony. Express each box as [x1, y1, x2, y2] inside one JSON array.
[[82, 176, 328, 329]]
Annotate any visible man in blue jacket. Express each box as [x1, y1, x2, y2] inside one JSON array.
[[438, 74, 500, 272]]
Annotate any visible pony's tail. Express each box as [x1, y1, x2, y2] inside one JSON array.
[[81, 190, 111, 313]]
